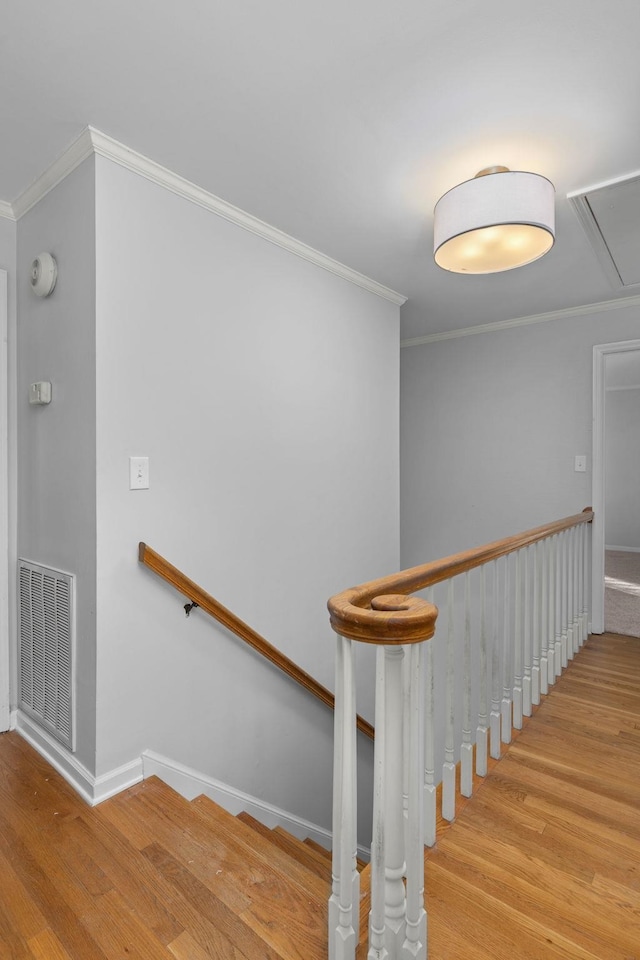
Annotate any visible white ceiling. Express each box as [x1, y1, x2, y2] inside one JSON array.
[[2, 0, 640, 339]]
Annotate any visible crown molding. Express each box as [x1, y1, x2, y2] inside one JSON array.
[[9, 125, 406, 306], [11, 128, 94, 220], [401, 293, 640, 348], [0, 201, 15, 221], [88, 128, 406, 305]]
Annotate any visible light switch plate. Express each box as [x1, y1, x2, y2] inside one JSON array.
[[129, 456, 149, 490], [574, 455, 587, 473]]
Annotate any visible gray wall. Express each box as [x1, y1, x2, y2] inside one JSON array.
[[16, 159, 97, 773], [400, 304, 640, 568], [0, 217, 16, 725], [93, 156, 399, 832], [605, 388, 640, 549]]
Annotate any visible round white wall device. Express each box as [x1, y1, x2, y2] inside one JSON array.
[[30, 253, 58, 297]]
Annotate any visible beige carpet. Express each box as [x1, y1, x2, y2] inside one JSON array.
[[605, 550, 640, 638]]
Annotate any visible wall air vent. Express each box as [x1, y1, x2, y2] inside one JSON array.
[[568, 171, 640, 289], [18, 560, 75, 750]]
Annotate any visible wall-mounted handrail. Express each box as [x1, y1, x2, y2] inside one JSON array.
[[138, 542, 374, 740], [328, 508, 594, 644]]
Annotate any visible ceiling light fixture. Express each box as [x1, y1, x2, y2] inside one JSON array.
[[433, 166, 555, 274]]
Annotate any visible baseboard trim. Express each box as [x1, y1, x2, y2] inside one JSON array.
[[142, 749, 369, 860], [605, 544, 640, 553], [15, 711, 143, 806]]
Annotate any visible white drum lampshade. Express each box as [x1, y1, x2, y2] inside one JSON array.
[[433, 167, 555, 274]]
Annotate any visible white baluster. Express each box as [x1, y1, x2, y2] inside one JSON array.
[[501, 556, 512, 744], [423, 588, 436, 848], [572, 525, 581, 652], [382, 646, 407, 957], [369, 646, 388, 960], [566, 527, 575, 660], [581, 521, 590, 642], [402, 647, 410, 857], [560, 531, 568, 670], [531, 542, 541, 706], [546, 536, 556, 686], [577, 523, 585, 645], [461, 572, 473, 797], [513, 550, 523, 730], [522, 546, 532, 717], [540, 537, 549, 697], [476, 565, 489, 777], [553, 534, 562, 677], [402, 642, 427, 960], [490, 560, 501, 760], [442, 579, 456, 821], [330, 634, 358, 960]]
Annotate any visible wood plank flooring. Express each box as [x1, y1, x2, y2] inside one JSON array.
[[420, 632, 640, 960], [0, 632, 638, 959]]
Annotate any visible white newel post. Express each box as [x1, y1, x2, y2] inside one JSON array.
[[330, 634, 358, 960]]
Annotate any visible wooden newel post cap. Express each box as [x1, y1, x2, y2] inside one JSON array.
[[328, 590, 438, 645]]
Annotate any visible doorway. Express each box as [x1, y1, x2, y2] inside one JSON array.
[[592, 339, 640, 634]]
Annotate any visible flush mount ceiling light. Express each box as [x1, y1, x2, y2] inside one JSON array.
[[433, 166, 555, 274]]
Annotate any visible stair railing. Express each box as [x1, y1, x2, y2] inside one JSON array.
[[138, 542, 375, 740], [327, 507, 593, 960]]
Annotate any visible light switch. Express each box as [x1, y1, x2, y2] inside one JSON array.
[[574, 455, 587, 473], [129, 456, 149, 490]]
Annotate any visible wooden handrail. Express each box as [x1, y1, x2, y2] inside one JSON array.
[[138, 543, 374, 741], [328, 508, 594, 644]]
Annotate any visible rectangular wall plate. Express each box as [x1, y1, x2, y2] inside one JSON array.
[[129, 456, 149, 490]]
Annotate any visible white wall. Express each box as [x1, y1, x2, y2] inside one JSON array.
[[400, 303, 640, 567], [605, 387, 640, 549], [0, 218, 16, 729], [16, 159, 97, 773], [94, 156, 399, 833]]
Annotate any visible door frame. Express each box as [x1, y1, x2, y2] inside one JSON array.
[[0, 269, 8, 731], [592, 338, 640, 633]]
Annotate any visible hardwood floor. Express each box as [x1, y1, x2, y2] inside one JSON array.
[[421, 632, 640, 960], [0, 632, 638, 959]]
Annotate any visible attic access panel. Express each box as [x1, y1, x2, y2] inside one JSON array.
[[569, 173, 640, 288]]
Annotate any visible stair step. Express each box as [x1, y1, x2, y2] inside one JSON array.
[[235, 812, 331, 881], [102, 777, 328, 960], [193, 795, 328, 897], [271, 827, 331, 881], [192, 793, 329, 958], [303, 837, 331, 861]]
